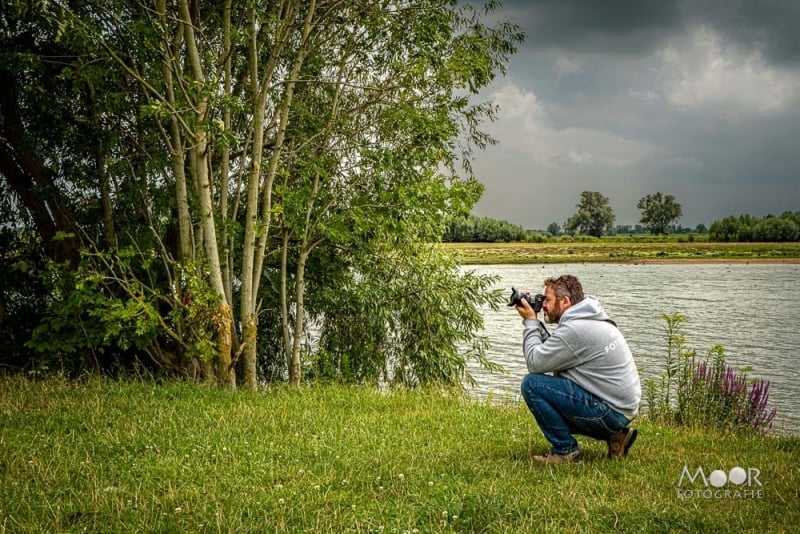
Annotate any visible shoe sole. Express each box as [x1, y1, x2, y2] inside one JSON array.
[[533, 452, 581, 464]]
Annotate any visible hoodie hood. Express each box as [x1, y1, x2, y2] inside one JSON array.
[[559, 295, 614, 325]]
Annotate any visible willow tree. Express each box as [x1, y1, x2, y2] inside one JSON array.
[[271, 2, 521, 385]]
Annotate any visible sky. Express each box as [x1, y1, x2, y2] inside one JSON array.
[[468, 0, 800, 230]]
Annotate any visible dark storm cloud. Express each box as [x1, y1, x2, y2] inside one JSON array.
[[504, 0, 800, 64], [693, 0, 800, 66], [468, 0, 800, 229], [503, 0, 681, 55]]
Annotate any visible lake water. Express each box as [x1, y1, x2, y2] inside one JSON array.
[[463, 263, 800, 435]]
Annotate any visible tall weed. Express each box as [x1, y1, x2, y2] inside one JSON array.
[[644, 312, 776, 433]]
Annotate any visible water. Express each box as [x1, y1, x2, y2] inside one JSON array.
[[464, 263, 800, 435]]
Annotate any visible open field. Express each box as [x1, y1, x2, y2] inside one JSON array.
[[1, 378, 798, 532], [442, 241, 800, 264]]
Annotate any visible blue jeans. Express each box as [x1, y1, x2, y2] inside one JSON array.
[[520, 373, 631, 455]]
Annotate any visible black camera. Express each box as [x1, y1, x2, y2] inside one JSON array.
[[507, 287, 545, 312]]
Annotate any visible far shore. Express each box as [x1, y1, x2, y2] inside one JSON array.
[[614, 258, 800, 264], [573, 257, 800, 265], [441, 241, 800, 265]]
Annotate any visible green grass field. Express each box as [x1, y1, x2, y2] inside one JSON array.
[[442, 241, 800, 264], [1, 378, 798, 533]]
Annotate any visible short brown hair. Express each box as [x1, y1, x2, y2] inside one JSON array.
[[544, 275, 584, 304]]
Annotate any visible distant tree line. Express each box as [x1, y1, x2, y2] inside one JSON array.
[[442, 216, 709, 242], [445, 190, 689, 242], [444, 207, 799, 243], [443, 216, 528, 242], [708, 212, 800, 242], [445, 189, 798, 243]]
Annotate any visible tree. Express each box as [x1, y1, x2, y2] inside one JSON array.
[[753, 216, 799, 242], [1, 1, 522, 387], [637, 192, 683, 235], [547, 222, 561, 236], [564, 191, 615, 238]]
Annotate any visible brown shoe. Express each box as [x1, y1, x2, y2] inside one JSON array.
[[607, 428, 638, 459], [533, 450, 581, 464]]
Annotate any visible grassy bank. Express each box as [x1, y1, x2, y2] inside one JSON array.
[[1, 378, 798, 532], [442, 241, 800, 264]]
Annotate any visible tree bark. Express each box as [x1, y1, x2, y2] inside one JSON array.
[[240, 0, 318, 389], [179, 0, 234, 387]]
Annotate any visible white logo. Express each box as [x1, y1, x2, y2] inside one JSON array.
[[677, 465, 764, 499]]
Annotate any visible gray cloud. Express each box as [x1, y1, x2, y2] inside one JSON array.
[[469, 0, 800, 229], [505, 0, 681, 55]]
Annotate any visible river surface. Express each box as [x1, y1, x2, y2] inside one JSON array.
[[463, 263, 800, 435]]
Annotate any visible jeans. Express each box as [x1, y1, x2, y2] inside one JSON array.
[[520, 373, 631, 455]]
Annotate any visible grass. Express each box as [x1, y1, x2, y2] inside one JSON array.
[[1, 378, 798, 533], [441, 241, 800, 264]]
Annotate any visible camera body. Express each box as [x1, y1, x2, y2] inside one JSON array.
[[507, 287, 545, 313]]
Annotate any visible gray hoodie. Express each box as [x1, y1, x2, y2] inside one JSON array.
[[522, 295, 641, 418]]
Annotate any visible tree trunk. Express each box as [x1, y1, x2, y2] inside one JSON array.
[[280, 230, 292, 376], [0, 69, 82, 267], [241, 0, 318, 388], [85, 79, 116, 247], [179, 0, 234, 386], [288, 248, 310, 385]]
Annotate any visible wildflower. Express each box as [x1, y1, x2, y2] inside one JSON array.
[[398, 473, 405, 481], [278, 498, 285, 506]]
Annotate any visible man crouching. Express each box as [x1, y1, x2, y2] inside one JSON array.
[[514, 274, 641, 464]]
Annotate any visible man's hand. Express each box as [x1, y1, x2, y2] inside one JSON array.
[[515, 294, 537, 320]]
